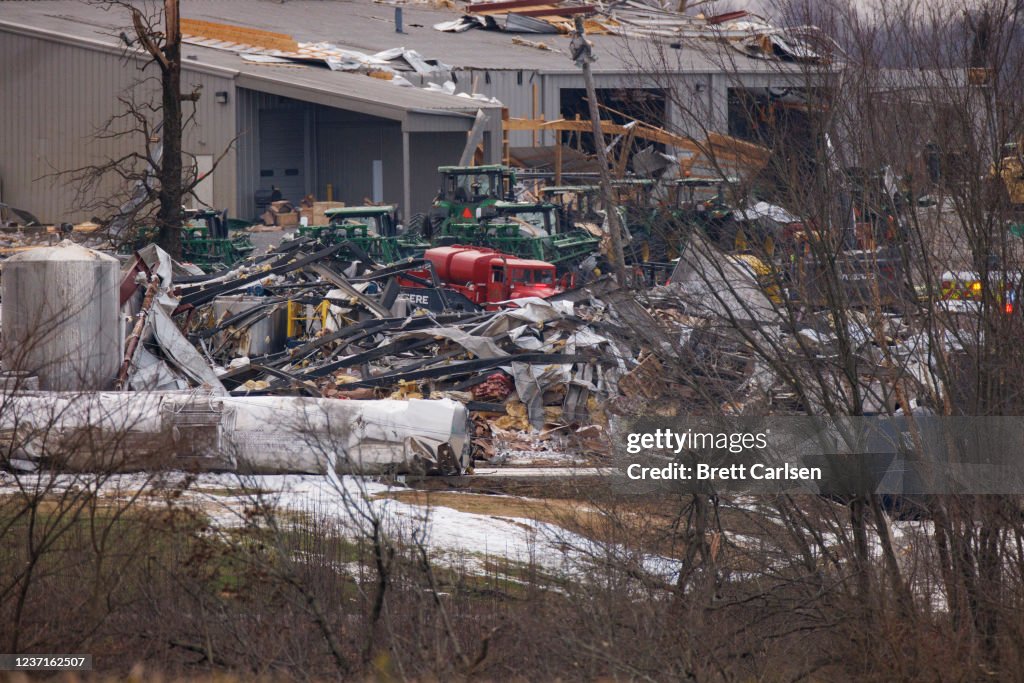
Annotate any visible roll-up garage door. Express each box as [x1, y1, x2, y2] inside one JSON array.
[[258, 109, 306, 204]]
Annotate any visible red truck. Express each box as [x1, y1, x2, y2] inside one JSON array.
[[402, 245, 567, 309]]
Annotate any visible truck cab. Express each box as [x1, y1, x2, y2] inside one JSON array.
[[411, 245, 564, 309]]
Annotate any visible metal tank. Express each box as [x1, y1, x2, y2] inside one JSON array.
[[2, 240, 122, 391]]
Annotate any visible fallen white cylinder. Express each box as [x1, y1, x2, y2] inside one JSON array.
[[0, 393, 470, 475]]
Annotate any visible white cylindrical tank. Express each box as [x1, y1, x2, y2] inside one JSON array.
[[2, 240, 122, 391]]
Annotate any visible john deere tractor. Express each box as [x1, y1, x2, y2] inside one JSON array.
[[441, 200, 601, 271], [407, 165, 517, 238], [296, 205, 427, 263], [179, 208, 255, 271], [644, 176, 738, 259], [404, 165, 599, 273]]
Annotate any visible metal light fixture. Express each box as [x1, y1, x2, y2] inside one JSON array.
[[215, 91, 229, 105]]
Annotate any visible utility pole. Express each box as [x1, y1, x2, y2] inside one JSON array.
[[571, 15, 628, 286]]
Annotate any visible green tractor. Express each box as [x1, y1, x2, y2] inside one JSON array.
[[635, 176, 739, 261], [539, 182, 664, 263], [407, 165, 517, 238], [440, 200, 601, 271], [179, 208, 255, 271], [540, 185, 605, 227], [405, 165, 599, 272], [296, 205, 429, 264], [120, 208, 254, 272]]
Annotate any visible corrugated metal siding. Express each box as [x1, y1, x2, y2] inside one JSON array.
[[182, 69, 237, 214], [422, 69, 543, 147], [408, 132, 465, 215], [235, 88, 269, 221], [237, 90, 317, 219], [260, 109, 309, 205], [238, 93, 402, 216], [315, 108, 403, 209], [424, 69, 805, 146], [0, 29, 237, 223]]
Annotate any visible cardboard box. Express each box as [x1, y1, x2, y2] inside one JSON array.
[[260, 200, 303, 227], [299, 201, 346, 226], [276, 211, 299, 228]]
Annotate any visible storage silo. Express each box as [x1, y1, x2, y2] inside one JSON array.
[[2, 240, 122, 391]]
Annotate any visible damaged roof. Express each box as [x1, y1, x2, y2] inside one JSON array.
[[0, 0, 806, 78], [0, 1, 502, 125]]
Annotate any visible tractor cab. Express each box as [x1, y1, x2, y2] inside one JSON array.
[[609, 178, 657, 205], [540, 186, 604, 226], [430, 165, 517, 226], [670, 176, 738, 215], [407, 165, 518, 240], [296, 205, 419, 264], [322, 205, 399, 237], [483, 201, 559, 236], [180, 208, 255, 271], [183, 208, 231, 240], [438, 165, 515, 205]]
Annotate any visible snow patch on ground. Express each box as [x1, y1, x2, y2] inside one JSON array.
[[0, 471, 681, 583]]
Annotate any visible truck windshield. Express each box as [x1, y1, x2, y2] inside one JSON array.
[[511, 269, 554, 284]]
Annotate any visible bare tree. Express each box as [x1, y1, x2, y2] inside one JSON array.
[[127, 0, 193, 259], [54, 0, 232, 258]]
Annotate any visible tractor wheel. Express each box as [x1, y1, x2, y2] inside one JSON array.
[[406, 212, 427, 236]]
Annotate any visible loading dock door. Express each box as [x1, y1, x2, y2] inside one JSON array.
[[259, 109, 307, 204]]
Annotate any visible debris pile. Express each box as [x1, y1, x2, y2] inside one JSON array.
[[0, 197, 952, 477], [0, 229, 689, 475], [160, 237, 648, 466]]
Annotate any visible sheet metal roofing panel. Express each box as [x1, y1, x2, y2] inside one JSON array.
[[0, 0, 794, 76], [0, 1, 499, 122]]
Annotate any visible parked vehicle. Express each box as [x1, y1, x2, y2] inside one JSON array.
[[296, 205, 428, 263], [401, 245, 569, 309], [179, 208, 255, 271], [407, 165, 517, 237]]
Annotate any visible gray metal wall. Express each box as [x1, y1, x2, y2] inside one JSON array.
[[236, 89, 278, 220], [0, 27, 238, 223], [314, 107, 403, 210], [236, 89, 468, 221], [407, 132, 466, 216]]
